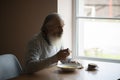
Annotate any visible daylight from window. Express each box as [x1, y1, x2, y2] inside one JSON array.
[[76, 0, 120, 60]]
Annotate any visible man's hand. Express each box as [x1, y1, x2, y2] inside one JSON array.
[[55, 48, 70, 60]]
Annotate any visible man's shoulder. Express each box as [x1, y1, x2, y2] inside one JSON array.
[[28, 33, 42, 44], [28, 33, 44, 44]]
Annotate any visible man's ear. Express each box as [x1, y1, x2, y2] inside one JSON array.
[[42, 29, 47, 36], [42, 24, 48, 33]]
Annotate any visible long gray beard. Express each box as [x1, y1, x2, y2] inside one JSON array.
[[49, 36, 62, 48]]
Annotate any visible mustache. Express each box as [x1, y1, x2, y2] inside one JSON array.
[[42, 31, 63, 45]]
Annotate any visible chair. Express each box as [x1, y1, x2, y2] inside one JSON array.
[[0, 54, 22, 80]]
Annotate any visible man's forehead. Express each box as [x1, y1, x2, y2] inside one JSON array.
[[47, 19, 64, 26]]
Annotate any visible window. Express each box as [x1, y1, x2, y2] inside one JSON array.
[[74, 0, 120, 61]]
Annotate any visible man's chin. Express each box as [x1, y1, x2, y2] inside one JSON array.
[[49, 36, 62, 46]]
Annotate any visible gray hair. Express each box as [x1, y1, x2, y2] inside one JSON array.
[[41, 13, 62, 33]]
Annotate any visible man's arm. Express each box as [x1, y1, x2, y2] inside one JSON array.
[[25, 54, 58, 73], [25, 39, 70, 73], [25, 38, 59, 73]]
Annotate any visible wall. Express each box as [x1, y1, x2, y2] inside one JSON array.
[[57, 0, 72, 51], [0, 0, 57, 66]]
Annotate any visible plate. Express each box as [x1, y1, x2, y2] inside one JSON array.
[[57, 63, 83, 72]]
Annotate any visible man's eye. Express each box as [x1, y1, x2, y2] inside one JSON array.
[[56, 25, 63, 28]]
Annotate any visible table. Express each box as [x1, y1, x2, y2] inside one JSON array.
[[10, 60, 120, 80]]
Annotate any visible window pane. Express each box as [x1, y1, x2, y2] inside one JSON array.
[[77, 0, 120, 18], [78, 19, 120, 60]]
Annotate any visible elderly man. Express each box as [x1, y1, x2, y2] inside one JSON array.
[[25, 13, 71, 73]]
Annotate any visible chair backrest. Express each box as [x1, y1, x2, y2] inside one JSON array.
[[0, 54, 22, 80]]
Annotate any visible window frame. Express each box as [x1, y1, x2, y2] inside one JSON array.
[[72, 0, 120, 63]]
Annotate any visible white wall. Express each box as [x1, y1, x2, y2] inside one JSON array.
[[57, 0, 72, 50]]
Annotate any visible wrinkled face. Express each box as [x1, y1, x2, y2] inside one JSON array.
[[46, 18, 64, 43]]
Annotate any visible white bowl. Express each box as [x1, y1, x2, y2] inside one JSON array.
[[57, 63, 82, 72]]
